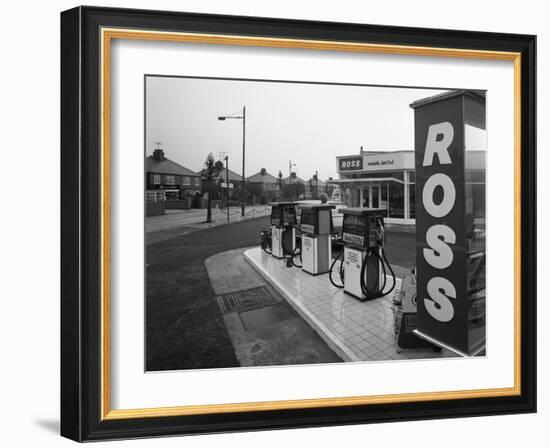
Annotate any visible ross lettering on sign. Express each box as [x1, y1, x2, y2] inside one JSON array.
[[424, 277, 456, 322], [422, 173, 456, 218], [423, 121, 454, 166], [423, 224, 456, 269], [339, 157, 363, 171], [421, 120, 458, 324]]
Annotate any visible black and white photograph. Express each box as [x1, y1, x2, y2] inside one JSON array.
[[144, 76, 486, 372], [55, 4, 538, 443]]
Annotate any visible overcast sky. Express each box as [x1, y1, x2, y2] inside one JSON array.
[[145, 76, 446, 180]]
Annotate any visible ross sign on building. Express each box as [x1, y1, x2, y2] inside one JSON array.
[[411, 90, 486, 356]]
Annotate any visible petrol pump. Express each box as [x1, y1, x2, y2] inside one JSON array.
[[268, 202, 297, 259], [299, 204, 335, 275], [329, 208, 395, 302]]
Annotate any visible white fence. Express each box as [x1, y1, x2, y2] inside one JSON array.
[[146, 190, 165, 203]]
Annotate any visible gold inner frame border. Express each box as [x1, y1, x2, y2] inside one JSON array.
[[99, 27, 522, 421]]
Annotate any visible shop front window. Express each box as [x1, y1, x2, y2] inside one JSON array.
[[388, 182, 404, 218], [372, 185, 379, 208], [381, 182, 388, 216]]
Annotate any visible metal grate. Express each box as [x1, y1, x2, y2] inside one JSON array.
[[218, 286, 278, 314]]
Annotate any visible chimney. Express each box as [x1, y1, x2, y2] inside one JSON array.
[[153, 149, 165, 161], [260, 168, 267, 176]]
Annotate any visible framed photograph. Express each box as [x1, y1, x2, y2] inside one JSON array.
[[61, 6, 536, 442]]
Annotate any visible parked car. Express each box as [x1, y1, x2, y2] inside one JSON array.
[[327, 201, 346, 235]]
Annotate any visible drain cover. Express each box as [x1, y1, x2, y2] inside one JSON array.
[[218, 286, 278, 314]]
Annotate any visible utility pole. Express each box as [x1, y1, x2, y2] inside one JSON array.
[[288, 160, 296, 177], [315, 170, 319, 200]]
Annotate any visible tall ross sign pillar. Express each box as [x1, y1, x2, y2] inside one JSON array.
[[410, 90, 486, 356]]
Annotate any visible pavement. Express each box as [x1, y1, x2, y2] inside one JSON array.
[[147, 205, 272, 232], [205, 249, 342, 367], [245, 246, 455, 362], [146, 206, 271, 244]]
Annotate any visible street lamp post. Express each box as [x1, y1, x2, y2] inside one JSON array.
[[218, 106, 246, 217]]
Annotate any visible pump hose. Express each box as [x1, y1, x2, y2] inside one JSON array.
[[261, 232, 272, 255], [291, 246, 302, 268], [380, 247, 396, 295], [329, 248, 345, 289], [360, 248, 385, 300], [360, 246, 396, 301], [280, 227, 296, 257], [359, 248, 386, 300]]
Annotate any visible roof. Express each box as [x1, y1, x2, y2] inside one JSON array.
[[307, 177, 327, 186], [213, 168, 243, 182], [247, 171, 278, 183], [283, 175, 307, 185], [358, 150, 412, 156], [409, 89, 486, 109], [145, 156, 199, 177]]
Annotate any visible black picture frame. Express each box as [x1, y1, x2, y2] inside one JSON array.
[[61, 5, 536, 442]]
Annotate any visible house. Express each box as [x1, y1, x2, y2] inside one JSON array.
[[281, 172, 308, 201], [145, 148, 201, 200], [305, 174, 328, 199], [200, 162, 243, 203], [247, 168, 279, 203]]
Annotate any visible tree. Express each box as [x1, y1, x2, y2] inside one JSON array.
[[203, 153, 215, 223]]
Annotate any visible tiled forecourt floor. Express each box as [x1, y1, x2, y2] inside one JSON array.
[[245, 247, 454, 362]]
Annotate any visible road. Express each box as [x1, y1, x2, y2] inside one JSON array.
[[146, 216, 271, 371]]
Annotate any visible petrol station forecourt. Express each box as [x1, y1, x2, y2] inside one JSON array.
[[145, 87, 485, 371], [145, 204, 442, 370]]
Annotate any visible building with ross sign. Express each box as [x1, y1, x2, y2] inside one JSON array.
[[331, 144, 485, 227], [331, 150, 417, 226]]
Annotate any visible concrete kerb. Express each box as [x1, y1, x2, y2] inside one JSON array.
[[244, 249, 360, 362]]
